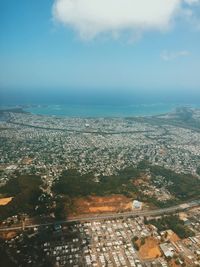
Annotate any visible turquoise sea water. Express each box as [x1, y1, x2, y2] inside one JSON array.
[[22, 103, 200, 117], [1, 89, 200, 117]]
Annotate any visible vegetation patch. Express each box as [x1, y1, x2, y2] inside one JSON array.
[[147, 215, 194, 239], [0, 175, 42, 220], [52, 167, 140, 197], [197, 166, 200, 175], [149, 165, 200, 200]]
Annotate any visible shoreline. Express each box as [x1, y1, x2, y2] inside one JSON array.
[[0, 103, 200, 119]]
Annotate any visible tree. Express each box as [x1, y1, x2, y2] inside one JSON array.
[[164, 231, 168, 239], [134, 243, 139, 251], [144, 216, 148, 225], [141, 237, 145, 245]]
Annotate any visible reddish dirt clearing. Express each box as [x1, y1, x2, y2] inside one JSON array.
[[138, 237, 162, 260], [70, 195, 132, 216], [0, 197, 13, 206]]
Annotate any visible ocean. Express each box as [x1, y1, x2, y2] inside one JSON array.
[[1, 89, 200, 117], [23, 103, 183, 117], [0, 103, 199, 118]]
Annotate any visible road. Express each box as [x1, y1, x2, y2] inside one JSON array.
[[0, 199, 199, 232], [8, 120, 154, 135]]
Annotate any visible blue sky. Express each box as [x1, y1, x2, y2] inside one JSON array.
[[0, 0, 200, 100]]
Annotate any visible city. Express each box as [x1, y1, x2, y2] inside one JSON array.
[[0, 107, 200, 266]]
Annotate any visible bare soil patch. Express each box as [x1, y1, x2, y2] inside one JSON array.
[[0, 231, 18, 240], [169, 259, 180, 267], [138, 237, 161, 260], [70, 195, 132, 216], [0, 197, 13, 206], [167, 230, 180, 242]]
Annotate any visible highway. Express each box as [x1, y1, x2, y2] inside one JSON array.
[[0, 199, 199, 232], [8, 120, 155, 135]]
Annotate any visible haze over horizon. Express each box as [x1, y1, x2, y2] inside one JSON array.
[[1, 0, 200, 105]]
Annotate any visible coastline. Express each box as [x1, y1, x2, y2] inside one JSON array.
[[0, 103, 200, 118]]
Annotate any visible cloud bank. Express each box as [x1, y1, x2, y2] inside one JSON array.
[[52, 0, 199, 39]]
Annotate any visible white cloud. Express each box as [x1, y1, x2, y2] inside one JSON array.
[[52, 0, 182, 39], [161, 50, 190, 61], [52, 0, 200, 40]]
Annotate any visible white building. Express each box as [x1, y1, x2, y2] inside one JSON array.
[[160, 243, 174, 258], [132, 200, 142, 210]]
